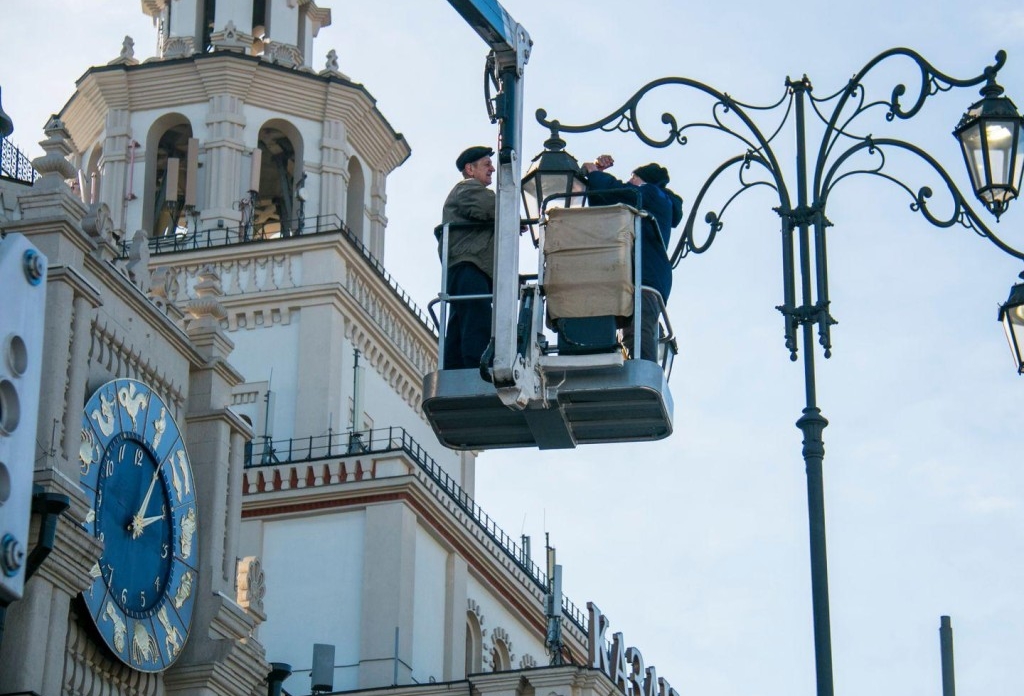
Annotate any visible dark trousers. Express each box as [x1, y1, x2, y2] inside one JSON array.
[[623, 293, 662, 362], [444, 262, 493, 369]]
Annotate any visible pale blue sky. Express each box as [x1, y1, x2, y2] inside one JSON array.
[[2, 2, 1023, 696]]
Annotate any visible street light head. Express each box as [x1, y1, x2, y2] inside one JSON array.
[[954, 79, 1024, 220], [997, 272, 1024, 374], [521, 126, 587, 229]]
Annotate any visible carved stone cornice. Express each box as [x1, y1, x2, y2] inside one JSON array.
[[61, 54, 409, 175]]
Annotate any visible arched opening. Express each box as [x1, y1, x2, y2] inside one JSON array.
[[84, 145, 103, 206], [490, 639, 510, 672], [346, 157, 365, 242], [251, 0, 269, 56], [240, 414, 254, 466], [145, 115, 194, 238], [199, 0, 216, 52], [255, 120, 304, 238], [465, 611, 482, 675]]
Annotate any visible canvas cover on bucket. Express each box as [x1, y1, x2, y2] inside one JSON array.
[[543, 204, 637, 320]]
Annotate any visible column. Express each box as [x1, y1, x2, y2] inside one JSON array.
[[319, 119, 350, 228], [202, 95, 247, 228], [98, 109, 132, 239], [358, 502, 417, 687]]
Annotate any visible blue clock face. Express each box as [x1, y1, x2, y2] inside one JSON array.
[[79, 379, 198, 672]]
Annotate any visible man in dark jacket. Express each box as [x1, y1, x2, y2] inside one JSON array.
[[582, 157, 683, 361], [439, 145, 496, 369]]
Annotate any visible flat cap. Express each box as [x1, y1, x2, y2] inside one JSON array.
[[456, 145, 494, 171]]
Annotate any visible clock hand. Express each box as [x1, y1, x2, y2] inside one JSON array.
[[136, 514, 165, 530], [129, 466, 162, 538]]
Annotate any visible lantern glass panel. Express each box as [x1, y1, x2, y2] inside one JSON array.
[[1002, 312, 1024, 374], [958, 121, 987, 196]]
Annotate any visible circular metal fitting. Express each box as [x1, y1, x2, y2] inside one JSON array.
[[23, 248, 44, 286], [1, 533, 25, 576]]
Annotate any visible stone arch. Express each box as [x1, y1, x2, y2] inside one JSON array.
[[84, 144, 103, 206], [489, 626, 512, 672], [346, 156, 366, 242], [144, 113, 194, 238], [466, 599, 485, 675], [255, 118, 305, 238]]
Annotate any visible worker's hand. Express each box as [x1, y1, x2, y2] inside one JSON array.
[[595, 154, 614, 171]]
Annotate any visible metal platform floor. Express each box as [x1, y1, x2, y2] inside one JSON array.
[[421, 359, 673, 450]]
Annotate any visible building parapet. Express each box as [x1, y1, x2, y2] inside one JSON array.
[[242, 426, 590, 638], [132, 216, 436, 338]]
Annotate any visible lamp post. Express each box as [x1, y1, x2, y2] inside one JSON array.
[[535, 48, 1024, 696]]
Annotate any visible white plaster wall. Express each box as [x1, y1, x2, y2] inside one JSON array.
[[466, 575, 546, 671], [228, 319, 301, 440], [261, 511, 366, 692], [356, 358, 463, 483], [411, 526, 447, 684]]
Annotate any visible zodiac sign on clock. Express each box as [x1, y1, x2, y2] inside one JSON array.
[[157, 606, 182, 658], [180, 507, 197, 559], [173, 570, 194, 610], [117, 382, 149, 430], [131, 622, 159, 665], [90, 391, 116, 437], [79, 428, 100, 474], [102, 601, 127, 652]]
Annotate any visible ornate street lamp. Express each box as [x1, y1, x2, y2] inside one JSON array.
[[536, 48, 1024, 696], [998, 272, 1024, 374], [954, 77, 1024, 220], [521, 126, 587, 228]]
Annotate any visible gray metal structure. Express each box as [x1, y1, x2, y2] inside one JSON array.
[[0, 234, 47, 605], [425, 1, 676, 451]]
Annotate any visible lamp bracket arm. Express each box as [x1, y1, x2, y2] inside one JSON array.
[[818, 136, 1024, 262], [673, 152, 785, 264], [805, 50, 1008, 199], [536, 77, 790, 158]]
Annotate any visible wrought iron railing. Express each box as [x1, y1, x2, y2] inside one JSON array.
[[1, 137, 37, 184], [245, 426, 589, 634], [145, 213, 346, 253], [137, 213, 437, 338]]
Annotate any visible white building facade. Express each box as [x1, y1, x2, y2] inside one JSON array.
[[0, 5, 676, 696]]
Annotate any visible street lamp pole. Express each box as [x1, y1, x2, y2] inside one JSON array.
[[536, 48, 1024, 696]]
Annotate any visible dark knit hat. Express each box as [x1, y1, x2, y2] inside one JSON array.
[[456, 145, 495, 171], [633, 163, 670, 187]]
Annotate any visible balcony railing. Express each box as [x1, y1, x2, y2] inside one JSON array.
[[1, 137, 37, 184], [245, 426, 589, 634], [132, 213, 437, 338]]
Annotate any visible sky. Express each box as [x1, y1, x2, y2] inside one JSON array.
[[2, 2, 1024, 696]]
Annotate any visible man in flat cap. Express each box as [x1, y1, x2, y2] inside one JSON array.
[[582, 156, 684, 362], [439, 145, 497, 369]]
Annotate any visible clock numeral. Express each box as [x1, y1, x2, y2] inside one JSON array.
[[105, 564, 114, 586], [139, 590, 146, 607], [161, 543, 169, 559], [134, 448, 144, 466], [105, 457, 114, 477], [154, 575, 162, 592], [98, 531, 105, 543], [121, 588, 128, 606]]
